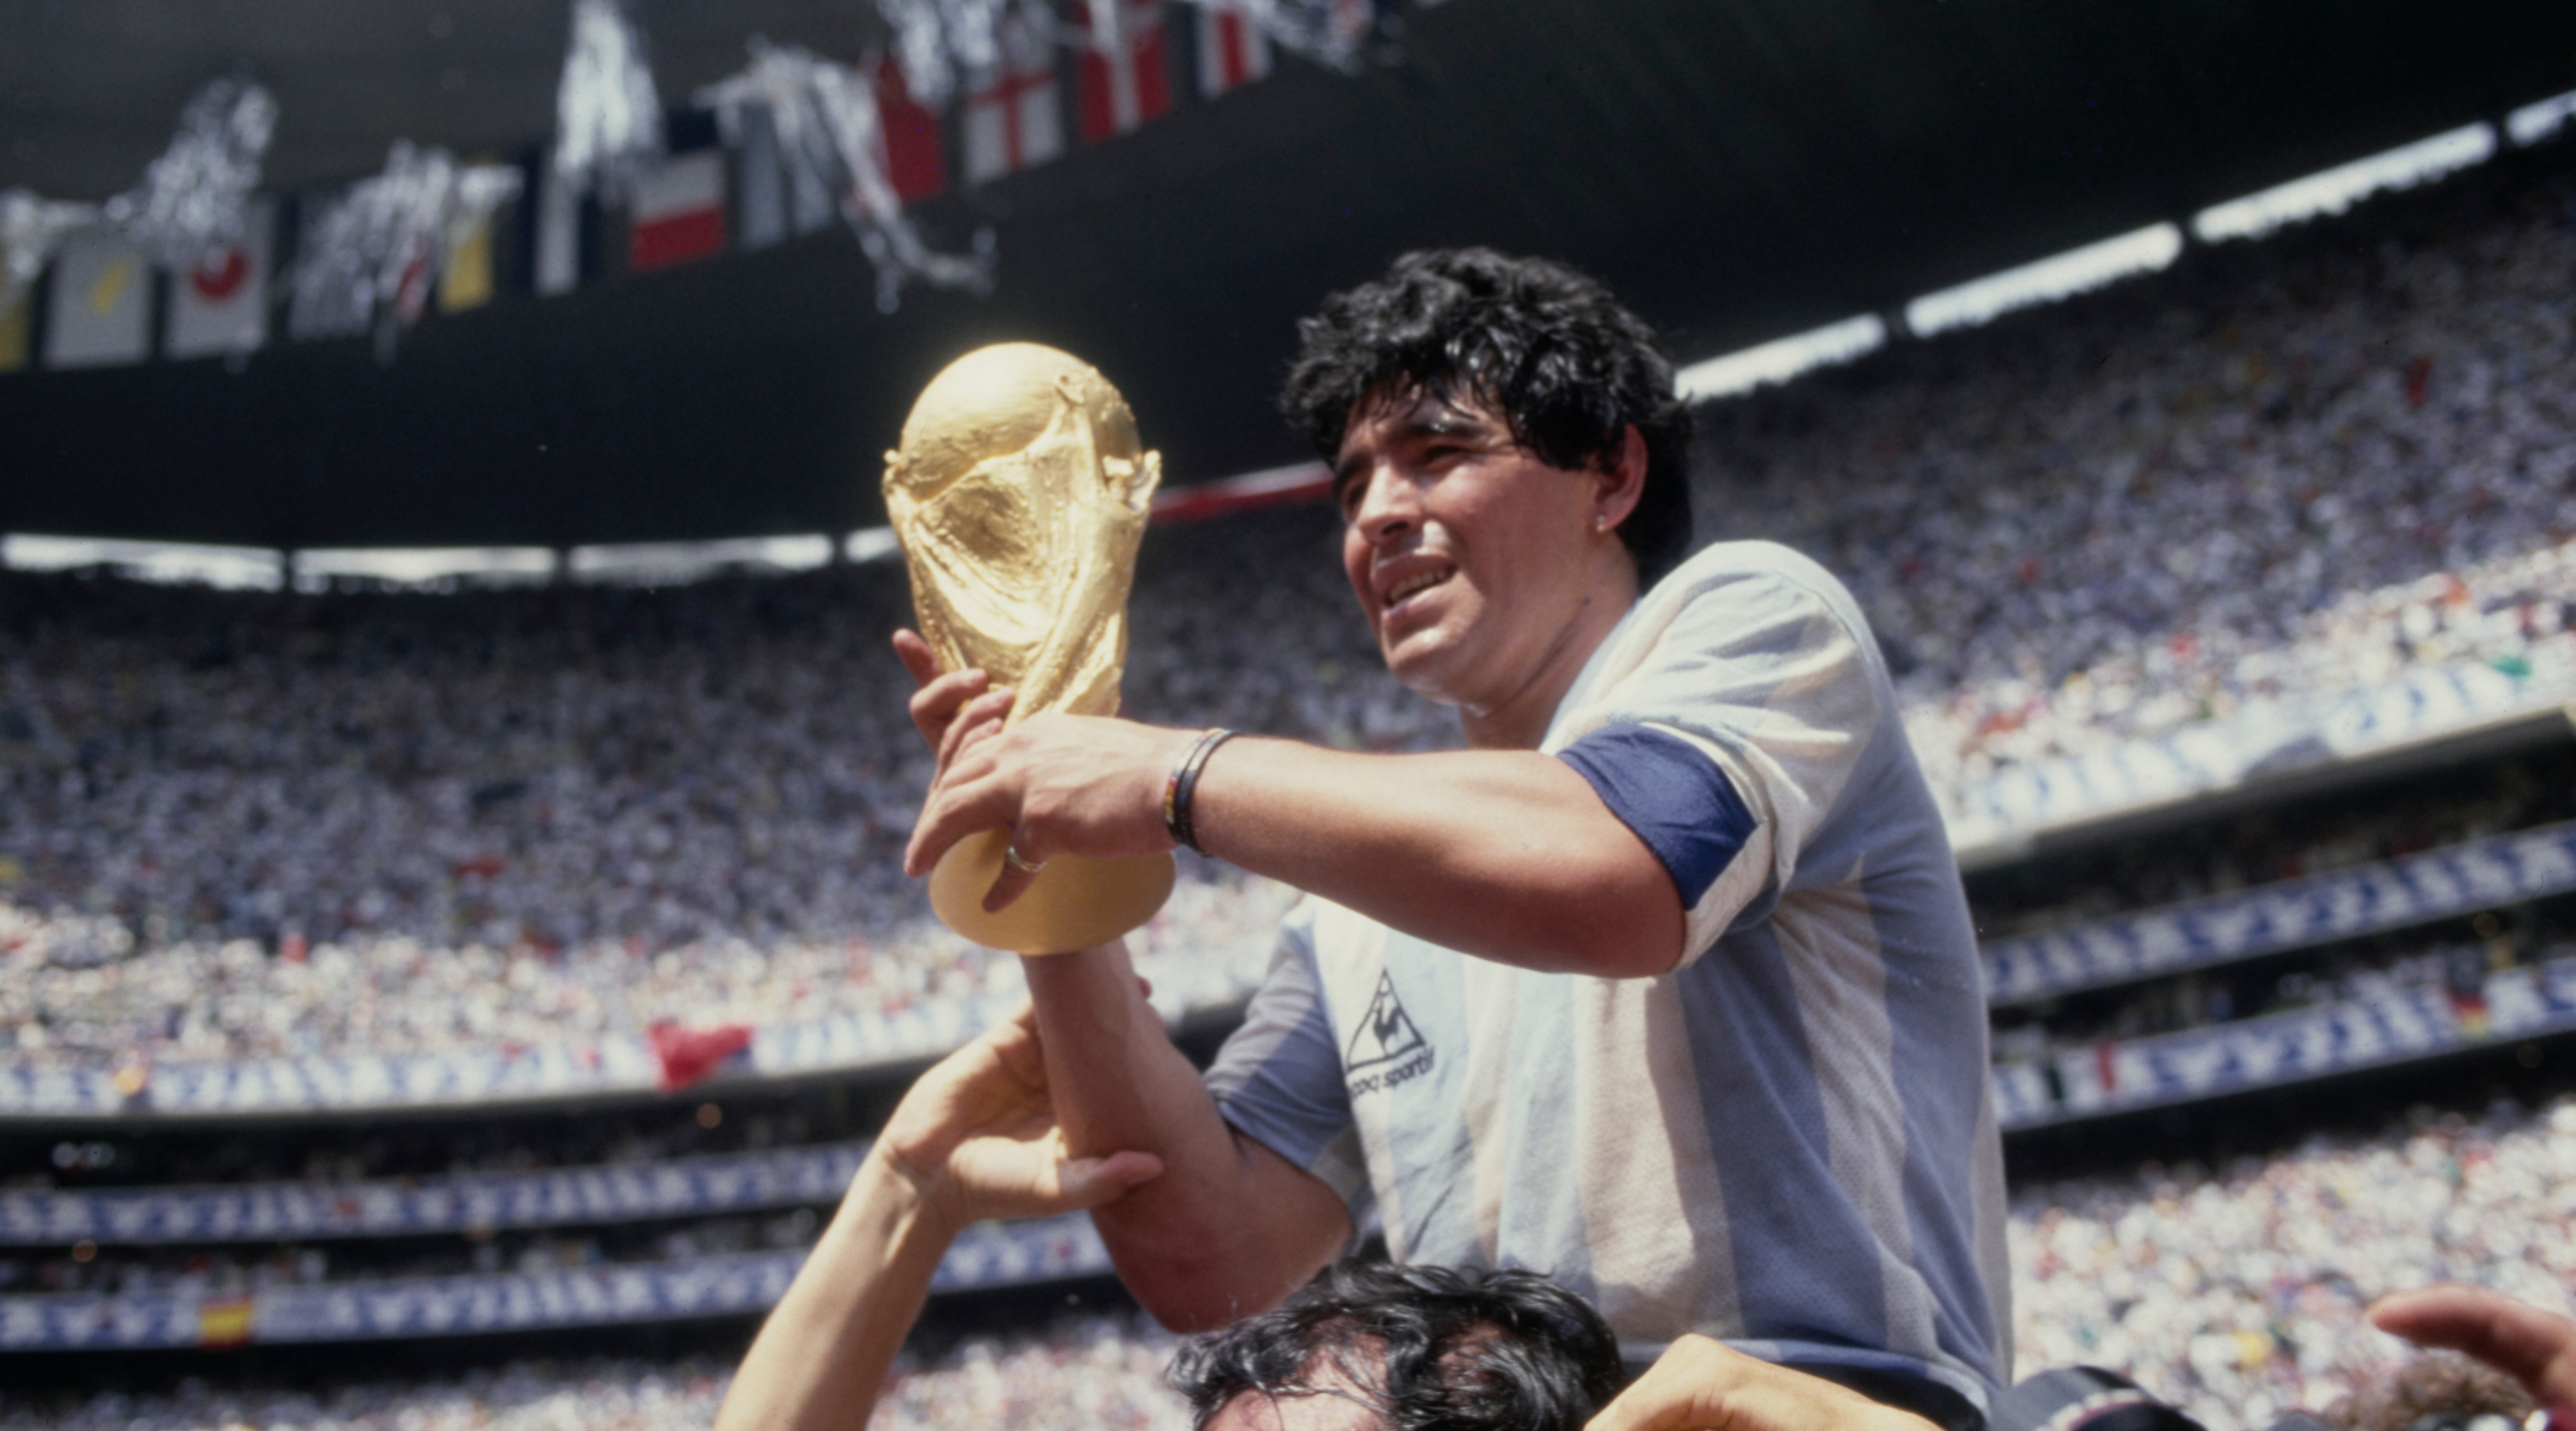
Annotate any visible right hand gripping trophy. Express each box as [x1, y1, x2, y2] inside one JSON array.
[[884, 343, 1177, 953]]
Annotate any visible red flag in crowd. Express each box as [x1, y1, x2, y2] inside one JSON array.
[[648, 1021, 754, 1091]]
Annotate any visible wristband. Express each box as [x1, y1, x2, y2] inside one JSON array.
[[1163, 728, 1236, 854]]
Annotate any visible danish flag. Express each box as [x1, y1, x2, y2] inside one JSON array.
[[1195, 1, 1271, 97], [962, 14, 1065, 183], [1074, 0, 1173, 144]]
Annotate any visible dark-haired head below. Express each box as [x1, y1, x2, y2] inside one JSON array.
[[1168, 1261, 1624, 1431]]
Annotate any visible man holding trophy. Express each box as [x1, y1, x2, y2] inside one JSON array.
[[885, 249, 2009, 1431]]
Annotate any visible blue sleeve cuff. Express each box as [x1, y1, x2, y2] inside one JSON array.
[[1558, 722, 1756, 906]]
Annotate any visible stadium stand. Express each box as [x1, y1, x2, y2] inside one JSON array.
[[7, 107, 2576, 1431], [8, 1093, 2573, 1429]]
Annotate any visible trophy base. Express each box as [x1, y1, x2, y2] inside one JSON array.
[[927, 828, 1177, 955]]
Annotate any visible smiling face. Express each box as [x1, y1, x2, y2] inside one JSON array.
[[1334, 387, 1642, 747]]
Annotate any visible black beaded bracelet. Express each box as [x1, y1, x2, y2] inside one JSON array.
[[1162, 728, 1236, 854]]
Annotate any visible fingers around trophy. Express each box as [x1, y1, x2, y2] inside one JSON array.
[[906, 775, 1013, 876], [907, 668, 988, 748], [937, 689, 1016, 771], [891, 630, 943, 689]]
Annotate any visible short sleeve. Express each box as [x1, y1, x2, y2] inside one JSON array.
[[1204, 899, 1375, 1225], [1554, 556, 1883, 966]]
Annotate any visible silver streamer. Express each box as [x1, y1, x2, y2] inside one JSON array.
[[698, 39, 994, 313], [551, 0, 664, 200], [874, 0, 1012, 108], [1, 188, 100, 307], [1170, 0, 1373, 73], [289, 143, 523, 356], [104, 76, 280, 270], [877, 0, 1371, 107]]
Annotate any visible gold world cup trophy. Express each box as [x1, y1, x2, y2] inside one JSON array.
[[883, 343, 1177, 954]]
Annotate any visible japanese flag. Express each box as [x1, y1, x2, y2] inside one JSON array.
[[165, 199, 273, 359]]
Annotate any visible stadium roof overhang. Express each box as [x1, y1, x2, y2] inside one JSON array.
[[1, 0, 2571, 549]]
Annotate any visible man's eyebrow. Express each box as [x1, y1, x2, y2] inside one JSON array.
[[1334, 403, 1492, 489]]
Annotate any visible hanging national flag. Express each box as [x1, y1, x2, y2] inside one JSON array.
[[874, 55, 946, 204], [440, 204, 499, 312], [43, 226, 153, 369], [732, 102, 789, 251], [164, 199, 272, 359], [627, 148, 728, 272], [0, 291, 27, 373], [962, 14, 1064, 184], [1194, 1, 1271, 97], [533, 165, 583, 296], [1075, 0, 1173, 144]]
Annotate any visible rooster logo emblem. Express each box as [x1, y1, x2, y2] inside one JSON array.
[[1345, 972, 1427, 1072]]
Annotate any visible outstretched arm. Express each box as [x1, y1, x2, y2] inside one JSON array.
[[713, 1006, 1162, 1431], [896, 632, 1682, 977], [2372, 1286, 2576, 1425], [892, 633, 1357, 1327], [1018, 939, 1355, 1330]]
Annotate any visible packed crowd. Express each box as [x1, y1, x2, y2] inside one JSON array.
[[8, 153, 2576, 1077], [0, 1313, 1192, 1430], [1971, 741, 2576, 941], [1701, 154, 2576, 801], [13, 1096, 2576, 1431], [0, 528, 1332, 1072], [2014, 1095, 2576, 1429], [1986, 929, 2572, 1065], [0, 1205, 823, 1297]]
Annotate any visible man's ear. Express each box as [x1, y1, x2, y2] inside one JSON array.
[[1593, 425, 1649, 530]]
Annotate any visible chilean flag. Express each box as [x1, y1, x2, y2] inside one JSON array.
[[963, 13, 1065, 184], [873, 55, 946, 205], [627, 148, 728, 272], [165, 198, 272, 359], [1195, 2, 1271, 97], [1075, 0, 1173, 144]]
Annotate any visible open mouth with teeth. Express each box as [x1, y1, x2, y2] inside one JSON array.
[[1383, 568, 1455, 612]]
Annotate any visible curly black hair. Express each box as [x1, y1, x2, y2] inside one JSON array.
[[1167, 1261, 1623, 1431], [1280, 248, 1696, 583]]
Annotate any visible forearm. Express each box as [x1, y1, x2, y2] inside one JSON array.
[[1022, 944, 1345, 1328], [1192, 737, 1681, 976], [714, 1152, 955, 1431]]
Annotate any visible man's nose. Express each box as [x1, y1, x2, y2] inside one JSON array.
[[1348, 466, 1419, 544]]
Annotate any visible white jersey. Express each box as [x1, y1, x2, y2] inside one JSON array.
[[1206, 541, 2012, 1406]]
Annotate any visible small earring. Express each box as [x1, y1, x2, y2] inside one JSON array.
[[1593, 516, 1610, 534]]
